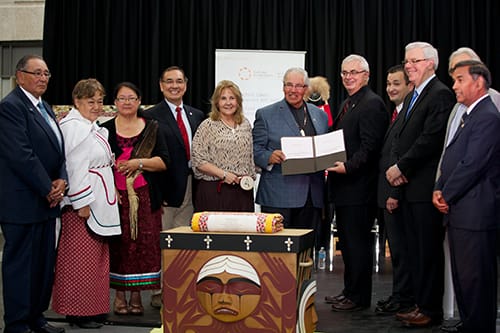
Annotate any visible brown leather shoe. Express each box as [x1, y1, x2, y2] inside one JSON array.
[[402, 311, 434, 327], [331, 298, 366, 312], [325, 293, 346, 304], [395, 306, 418, 321]]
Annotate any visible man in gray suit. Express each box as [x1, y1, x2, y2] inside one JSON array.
[[253, 67, 328, 229]]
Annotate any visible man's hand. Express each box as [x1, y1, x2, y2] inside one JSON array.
[[386, 197, 399, 213], [386, 164, 408, 186], [268, 150, 286, 165], [326, 161, 346, 174], [46, 179, 66, 207], [432, 190, 449, 214]]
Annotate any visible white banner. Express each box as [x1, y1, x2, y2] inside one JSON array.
[[215, 49, 306, 126]]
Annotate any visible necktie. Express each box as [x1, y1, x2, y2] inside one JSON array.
[[38, 101, 52, 125], [335, 98, 350, 127], [450, 111, 469, 143], [460, 111, 469, 128], [391, 108, 398, 124], [405, 90, 419, 120], [38, 101, 62, 148], [176, 106, 190, 160]]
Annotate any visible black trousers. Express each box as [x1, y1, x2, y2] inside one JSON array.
[[335, 204, 375, 306], [383, 208, 413, 305], [448, 226, 497, 333], [400, 201, 444, 319], [1, 219, 57, 333]]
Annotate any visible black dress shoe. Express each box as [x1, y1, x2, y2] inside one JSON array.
[[325, 293, 346, 304], [375, 300, 412, 315], [376, 296, 392, 307], [33, 323, 65, 333], [331, 298, 367, 312], [440, 320, 463, 332]]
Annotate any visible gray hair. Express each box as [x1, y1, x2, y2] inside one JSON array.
[[283, 67, 310, 86], [405, 42, 439, 70], [342, 54, 370, 72], [448, 47, 481, 71]]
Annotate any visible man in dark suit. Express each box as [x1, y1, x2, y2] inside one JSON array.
[[434, 60, 500, 333], [385, 42, 455, 327], [144, 66, 205, 307], [325, 55, 388, 311], [145, 66, 205, 228], [375, 65, 414, 315], [0, 55, 67, 333], [252, 67, 328, 228]]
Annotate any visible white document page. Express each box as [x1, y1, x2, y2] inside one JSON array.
[[314, 129, 345, 157], [281, 136, 314, 159]]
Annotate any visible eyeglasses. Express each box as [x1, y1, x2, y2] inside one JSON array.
[[20, 69, 52, 79], [402, 58, 428, 65], [161, 78, 186, 85], [340, 70, 366, 78], [284, 82, 307, 90], [116, 97, 139, 103]]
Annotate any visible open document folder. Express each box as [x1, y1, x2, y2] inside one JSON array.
[[280, 129, 346, 175]]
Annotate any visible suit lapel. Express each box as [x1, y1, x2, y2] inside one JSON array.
[[279, 100, 302, 135], [23, 96, 62, 153], [159, 101, 185, 146], [400, 78, 437, 130]]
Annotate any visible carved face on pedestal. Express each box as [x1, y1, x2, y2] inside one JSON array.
[[196, 255, 261, 323]]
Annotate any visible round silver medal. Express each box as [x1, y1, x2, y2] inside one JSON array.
[[239, 176, 254, 190]]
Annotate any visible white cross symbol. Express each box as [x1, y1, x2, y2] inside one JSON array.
[[284, 237, 293, 252], [204, 235, 213, 249], [243, 236, 253, 251], [165, 234, 173, 248]]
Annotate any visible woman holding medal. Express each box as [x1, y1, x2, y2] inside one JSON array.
[[192, 80, 255, 212]]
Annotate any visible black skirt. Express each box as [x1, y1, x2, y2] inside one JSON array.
[[194, 179, 254, 212]]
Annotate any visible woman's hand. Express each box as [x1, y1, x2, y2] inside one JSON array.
[[116, 159, 140, 177], [78, 205, 91, 219]]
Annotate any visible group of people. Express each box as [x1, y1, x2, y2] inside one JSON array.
[[324, 43, 500, 333], [0, 40, 499, 333]]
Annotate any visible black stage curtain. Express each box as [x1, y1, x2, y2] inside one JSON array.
[[43, 0, 500, 114]]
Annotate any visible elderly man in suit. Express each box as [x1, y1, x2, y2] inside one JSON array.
[[0, 55, 67, 333], [252, 67, 328, 229], [144, 66, 205, 307], [385, 42, 455, 327], [434, 60, 500, 333], [325, 54, 388, 312]]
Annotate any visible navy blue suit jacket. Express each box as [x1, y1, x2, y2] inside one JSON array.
[[0, 86, 66, 223], [144, 100, 205, 207], [253, 99, 328, 208], [436, 96, 500, 230]]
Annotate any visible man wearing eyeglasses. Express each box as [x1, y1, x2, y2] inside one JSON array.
[[144, 66, 205, 307], [325, 54, 388, 312], [253, 67, 328, 230], [385, 42, 455, 328], [0, 55, 66, 333]]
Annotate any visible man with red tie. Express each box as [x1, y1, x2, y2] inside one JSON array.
[[144, 66, 205, 307]]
